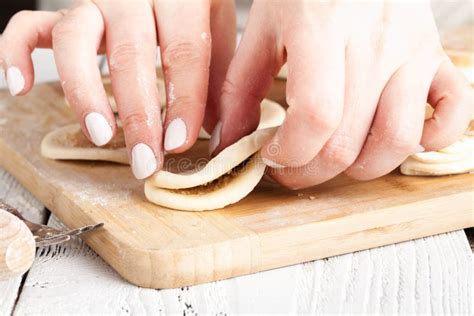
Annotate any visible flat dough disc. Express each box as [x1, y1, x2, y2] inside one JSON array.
[[145, 154, 266, 211], [400, 156, 473, 176], [400, 134, 474, 176], [41, 124, 128, 164], [43, 98, 285, 211]]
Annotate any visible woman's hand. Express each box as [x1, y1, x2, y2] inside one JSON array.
[[0, 0, 235, 179], [211, 0, 473, 189]]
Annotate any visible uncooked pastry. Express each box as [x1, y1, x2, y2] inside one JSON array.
[[145, 154, 267, 211], [400, 134, 474, 176], [276, 64, 288, 80], [42, 99, 285, 211], [41, 124, 128, 164], [148, 127, 277, 189]]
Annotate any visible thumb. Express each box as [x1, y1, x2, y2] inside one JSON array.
[[209, 8, 284, 155]]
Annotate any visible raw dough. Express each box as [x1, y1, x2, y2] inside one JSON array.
[[145, 154, 267, 211], [42, 99, 285, 211], [41, 124, 128, 164], [276, 64, 288, 80], [148, 127, 277, 189], [400, 134, 474, 176]]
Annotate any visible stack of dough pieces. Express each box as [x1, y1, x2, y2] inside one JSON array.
[[42, 99, 286, 211], [400, 131, 474, 176], [145, 127, 277, 211]]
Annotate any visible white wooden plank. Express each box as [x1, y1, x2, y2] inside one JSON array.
[[13, 209, 473, 315], [0, 168, 47, 315]]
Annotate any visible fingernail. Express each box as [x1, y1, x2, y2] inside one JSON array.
[[415, 145, 425, 153], [6, 66, 25, 96], [164, 118, 187, 151], [85, 112, 113, 146], [209, 121, 222, 154], [262, 157, 285, 169], [131, 143, 157, 179]]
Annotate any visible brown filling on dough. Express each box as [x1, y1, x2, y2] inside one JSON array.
[[54, 127, 126, 149], [168, 157, 252, 196]]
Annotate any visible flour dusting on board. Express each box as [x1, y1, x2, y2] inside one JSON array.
[[51, 168, 136, 208], [0, 101, 8, 111]]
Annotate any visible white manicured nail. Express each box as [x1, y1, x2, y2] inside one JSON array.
[[131, 143, 157, 179], [6, 66, 25, 96], [209, 121, 222, 154], [415, 145, 425, 153], [164, 118, 187, 151], [262, 158, 285, 169], [85, 112, 113, 146]]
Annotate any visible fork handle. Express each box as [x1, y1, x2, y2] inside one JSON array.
[[0, 208, 35, 280]]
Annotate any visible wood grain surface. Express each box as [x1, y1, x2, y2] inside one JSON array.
[[0, 81, 473, 289]]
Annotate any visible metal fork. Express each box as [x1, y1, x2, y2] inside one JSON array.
[[0, 199, 104, 247]]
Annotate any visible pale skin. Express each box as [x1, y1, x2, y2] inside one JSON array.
[[0, 0, 472, 188]]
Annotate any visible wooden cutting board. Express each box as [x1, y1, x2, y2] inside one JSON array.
[[0, 80, 472, 289]]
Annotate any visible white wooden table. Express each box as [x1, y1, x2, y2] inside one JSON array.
[[1, 49, 473, 315]]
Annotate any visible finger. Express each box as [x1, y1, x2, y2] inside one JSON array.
[[97, 0, 161, 169], [422, 59, 473, 151], [154, 0, 211, 153], [261, 33, 345, 168], [96, 0, 163, 179], [346, 57, 440, 180], [202, 0, 236, 134], [0, 10, 64, 95], [210, 3, 284, 155], [268, 38, 388, 189], [53, 3, 116, 148]]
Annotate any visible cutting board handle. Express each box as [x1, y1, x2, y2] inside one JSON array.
[[0, 208, 35, 280]]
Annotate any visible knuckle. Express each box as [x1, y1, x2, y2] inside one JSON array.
[[122, 110, 148, 133], [108, 42, 141, 73], [9, 10, 34, 25], [322, 138, 360, 169], [381, 131, 417, 154], [162, 40, 205, 72], [221, 77, 238, 96], [64, 82, 88, 105], [52, 19, 78, 43], [221, 77, 261, 102], [170, 95, 199, 110], [292, 103, 342, 132]]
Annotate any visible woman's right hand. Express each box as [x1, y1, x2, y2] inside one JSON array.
[[0, 0, 235, 179]]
